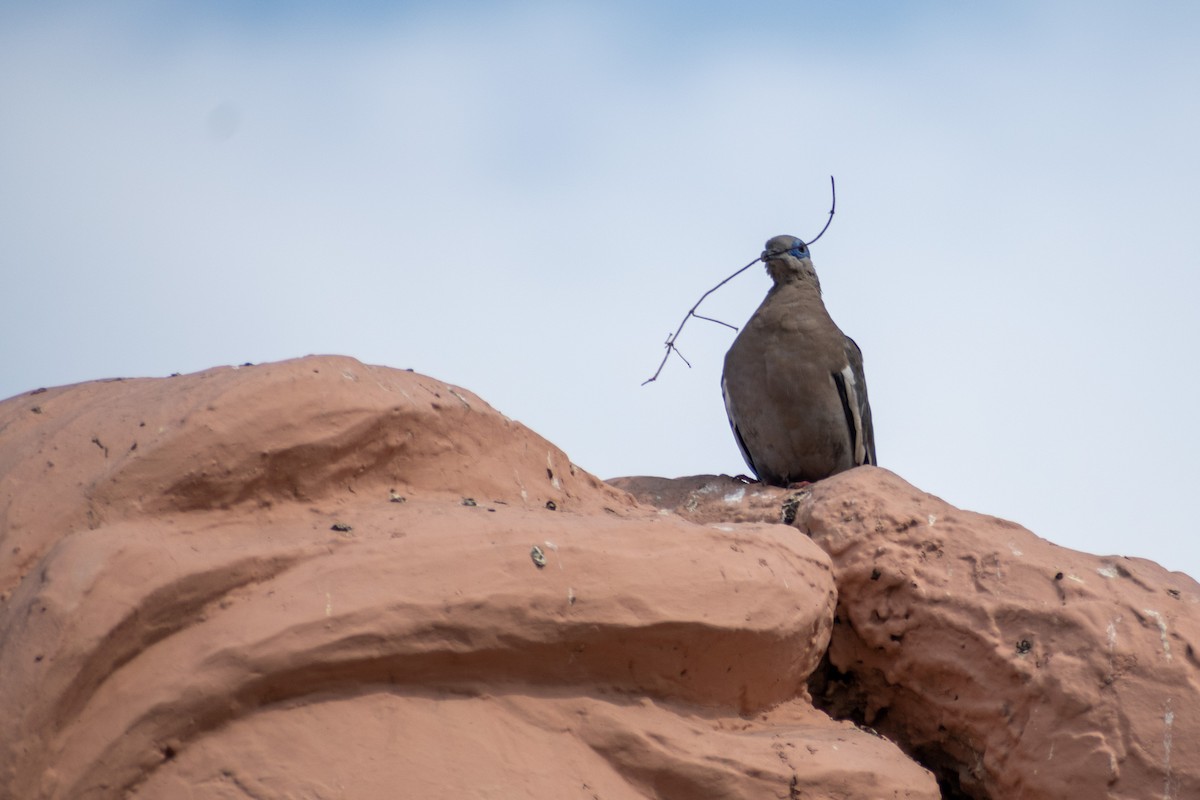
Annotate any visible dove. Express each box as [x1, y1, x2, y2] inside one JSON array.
[[721, 235, 876, 484]]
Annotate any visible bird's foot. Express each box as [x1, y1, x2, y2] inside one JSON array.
[[785, 480, 812, 490]]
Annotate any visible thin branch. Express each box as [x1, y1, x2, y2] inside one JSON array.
[[642, 175, 837, 386], [806, 175, 836, 245], [641, 255, 761, 385], [691, 313, 739, 331], [670, 344, 692, 368]]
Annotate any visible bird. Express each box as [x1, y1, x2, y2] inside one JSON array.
[[721, 234, 876, 485]]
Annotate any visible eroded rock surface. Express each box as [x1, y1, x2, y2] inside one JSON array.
[[617, 468, 1200, 800], [0, 357, 937, 800]]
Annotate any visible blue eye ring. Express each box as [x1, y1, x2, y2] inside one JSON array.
[[786, 241, 808, 259]]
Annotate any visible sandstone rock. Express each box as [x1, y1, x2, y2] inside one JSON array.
[[606, 474, 801, 527], [617, 468, 1200, 800], [0, 356, 631, 598], [800, 467, 1200, 799], [0, 357, 937, 799]]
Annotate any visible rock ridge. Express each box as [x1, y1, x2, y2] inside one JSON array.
[[0, 356, 937, 799]]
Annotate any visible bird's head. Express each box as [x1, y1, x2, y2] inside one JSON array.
[[761, 235, 820, 289]]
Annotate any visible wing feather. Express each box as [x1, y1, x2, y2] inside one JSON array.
[[837, 336, 876, 466], [721, 376, 760, 478]]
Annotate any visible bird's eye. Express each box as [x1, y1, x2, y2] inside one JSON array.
[[787, 241, 807, 258]]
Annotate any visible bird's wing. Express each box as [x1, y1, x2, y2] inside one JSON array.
[[834, 336, 877, 467], [721, 375, 760, 479]]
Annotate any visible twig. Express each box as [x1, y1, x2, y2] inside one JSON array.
[[642, 176, 837, 386], [691, 313, 739, 330], [641, 256, 760, 385], [806, 175, 836, 245]]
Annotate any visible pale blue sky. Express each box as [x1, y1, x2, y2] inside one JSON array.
[[3, 2, 1199, 579]]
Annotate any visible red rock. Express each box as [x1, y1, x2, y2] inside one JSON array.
[[0, 357, 937, 799], [616, 468, 1200, 799], [605, 474, 801, 526], [798, 467, 1200, 799]]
